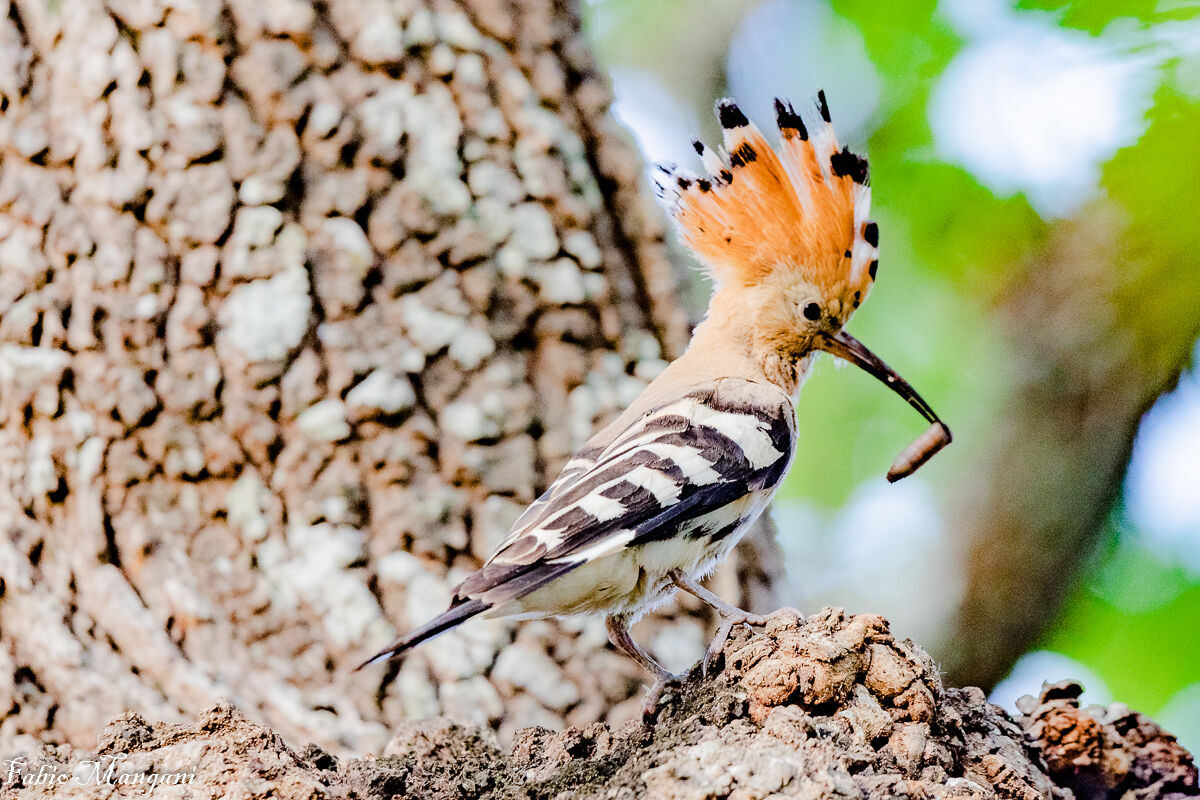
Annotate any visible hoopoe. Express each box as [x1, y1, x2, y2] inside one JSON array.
[[360, 93, 951, 714]]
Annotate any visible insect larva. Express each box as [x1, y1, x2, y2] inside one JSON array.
[[886, 422, 952, 483]]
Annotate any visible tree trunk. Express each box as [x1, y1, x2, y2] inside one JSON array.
[[941, 205, 1200, 689], [0, 0, 717, 755]]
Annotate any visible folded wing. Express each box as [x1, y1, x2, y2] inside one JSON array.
[[454, 388, 795, 607], [358, 384, 795, 667]]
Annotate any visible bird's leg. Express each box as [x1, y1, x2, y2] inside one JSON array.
[[605, 615, 680, 718], [670, 570, 772, 624], [669, 570, 802, 675]]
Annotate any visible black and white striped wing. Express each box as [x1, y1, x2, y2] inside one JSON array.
[[452, 389, 795, 606]]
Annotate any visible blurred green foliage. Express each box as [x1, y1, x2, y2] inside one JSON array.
[[1016, 0, 1161, 33], [1048, 524, 1200, 712], [584, 0, 1200, 723]]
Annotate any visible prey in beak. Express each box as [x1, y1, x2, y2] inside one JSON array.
[[816, 330, 952, 482]]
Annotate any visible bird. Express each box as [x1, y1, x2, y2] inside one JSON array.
[[359, 92, 951, 715]]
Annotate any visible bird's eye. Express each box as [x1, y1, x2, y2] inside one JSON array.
[[802, 302, 821, 321]]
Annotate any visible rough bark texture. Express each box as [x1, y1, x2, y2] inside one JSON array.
[[1020, 680, 1198, 800], [0, 0, 766, 757], [2, 610, 1195, 799]]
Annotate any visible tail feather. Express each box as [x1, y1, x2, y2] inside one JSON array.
[[355, 598, 489, 670], [357, 560, 588, 671]]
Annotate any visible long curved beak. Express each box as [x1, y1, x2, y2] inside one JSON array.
[[817, 330, 952, 481]]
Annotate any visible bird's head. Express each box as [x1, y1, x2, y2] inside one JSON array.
[[657, 93, 950, 478], [656, 93, 877, 366]]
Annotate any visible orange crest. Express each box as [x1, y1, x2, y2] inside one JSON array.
[[656, 93, 877, 304]]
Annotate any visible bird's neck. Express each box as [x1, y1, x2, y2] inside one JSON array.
[[672, 290, 812, 397]]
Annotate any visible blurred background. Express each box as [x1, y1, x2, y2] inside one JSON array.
[[584, 0, 1200, 750]]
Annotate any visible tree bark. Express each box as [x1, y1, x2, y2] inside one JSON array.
[[0, 0, 716, 755], [2, 610, 1195, 799]]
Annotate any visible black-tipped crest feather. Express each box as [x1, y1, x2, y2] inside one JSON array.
[[716, 99, 749, 129], [816, 89, 831, 123], [773, 98, 808, 140], [830, 146, 869, 185]]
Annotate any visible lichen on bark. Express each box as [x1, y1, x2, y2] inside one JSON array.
[[0, 0, 705, 754]]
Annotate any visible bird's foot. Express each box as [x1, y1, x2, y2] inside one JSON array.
[[698, 606, 805, 677], [641, 672, 686, 720]]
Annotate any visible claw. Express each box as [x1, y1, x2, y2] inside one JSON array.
[[641, 673, 685, 719], [700, 617, 736, 676], [666, 573, 806, 682], [698, 607, 807, 677]]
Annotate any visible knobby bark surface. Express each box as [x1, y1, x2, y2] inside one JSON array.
[[2, 609, 1195, 799], [0, 0, 788, 756]]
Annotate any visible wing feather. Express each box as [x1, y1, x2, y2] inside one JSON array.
[[452, 388, 795, 606]]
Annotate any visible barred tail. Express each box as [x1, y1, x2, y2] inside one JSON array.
[[354, 598, 489, 670]]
